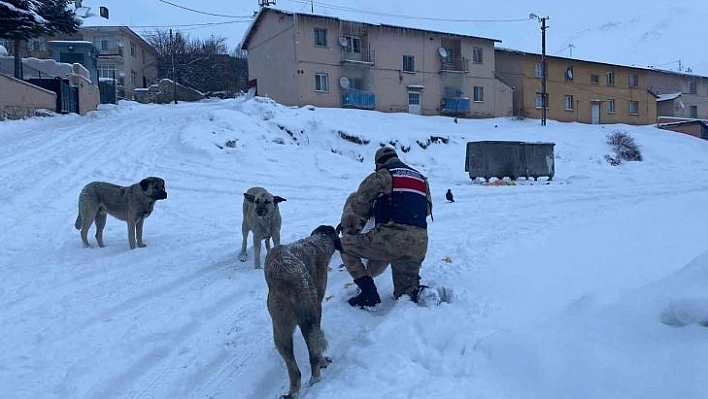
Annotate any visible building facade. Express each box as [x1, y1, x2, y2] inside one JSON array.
[[1, 26, 159, 99], [241, 8, 513, 118], [647, 69, 708, 121], [495, 48, 657, 125]]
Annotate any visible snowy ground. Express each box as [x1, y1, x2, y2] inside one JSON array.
[[1, 97, 707, 398]]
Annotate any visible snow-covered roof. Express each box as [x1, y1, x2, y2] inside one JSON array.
[[656, 92, 683, 102]]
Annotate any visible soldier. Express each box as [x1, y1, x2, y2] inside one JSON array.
[[340, 146, 438, 308]]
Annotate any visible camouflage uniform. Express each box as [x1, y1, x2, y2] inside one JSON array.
[[341, 147, 432, 302]]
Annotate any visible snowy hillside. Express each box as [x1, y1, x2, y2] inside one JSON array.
[[1, 97, 708, 398]]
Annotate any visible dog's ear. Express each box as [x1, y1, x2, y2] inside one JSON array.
[[244, 193, 255, 203], [140, 178, 151, 191], [274, 196, 287, 204]]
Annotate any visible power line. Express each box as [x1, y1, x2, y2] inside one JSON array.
[[130, 20, 252, 30], [155, 0, 252, 19], [284, 0, 530, 23]]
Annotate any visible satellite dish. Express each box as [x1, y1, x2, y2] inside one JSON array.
[[339, 37, 349, 47], [339, 77, 350, 89], [566, 68, 573, 79], [438, 47, 448, 58]]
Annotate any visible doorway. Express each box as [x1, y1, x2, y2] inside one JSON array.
[[408, 91, 421, 115]]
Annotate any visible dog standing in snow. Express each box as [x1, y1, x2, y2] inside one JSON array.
[[264, 225, 341, 399], [239, 186, 286, 268]]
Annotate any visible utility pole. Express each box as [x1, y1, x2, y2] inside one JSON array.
[[311, 0, 314, 13], [170, 28, 177, 104], [540, 16, 549, 126]]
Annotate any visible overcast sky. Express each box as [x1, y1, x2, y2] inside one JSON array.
[[82, 0, 708, 75]]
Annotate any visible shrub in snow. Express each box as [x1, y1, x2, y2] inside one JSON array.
[[605, 130, 643, 166]]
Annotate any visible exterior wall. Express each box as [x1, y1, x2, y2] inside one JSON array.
[[70, 64, 100, 115], [647, 71, 708, 119], [659, 123, 708, 140], [496, 49, 657, 125], [657, 100, 676, 118], [0, 73, 56, 120], [78, 28, 159, 98], [495, 51, 525, 115], [246, 12, 299, 105], [245, 9, 512, 117]]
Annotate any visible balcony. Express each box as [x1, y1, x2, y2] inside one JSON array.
[[341, 48, 375, 66], [439, 57, 467, 73], [342, 88, 376, 109], [440, 97, 469, 115]]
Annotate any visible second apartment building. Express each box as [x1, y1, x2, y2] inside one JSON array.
[[241, 8, 512, 118], [495, 48, 657, 125]]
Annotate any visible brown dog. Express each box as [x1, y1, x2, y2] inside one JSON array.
[[74, 177, 167, 249], [264, 225, 341, 399], [239, 186, 286, 268]]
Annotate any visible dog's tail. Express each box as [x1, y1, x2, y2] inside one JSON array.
[[74, 214, 82, 230]]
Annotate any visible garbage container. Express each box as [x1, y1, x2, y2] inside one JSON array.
[[465, 141, 555, 182]]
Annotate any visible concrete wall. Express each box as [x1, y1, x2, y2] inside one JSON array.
[[246, 12, 299, 105], [0, 73, 56, 120], [70, 64, 100, 115]]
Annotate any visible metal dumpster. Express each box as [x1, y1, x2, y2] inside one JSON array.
[[465, 141, 555, 182]]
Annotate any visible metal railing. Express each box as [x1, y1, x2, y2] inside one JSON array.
[[439, 57, 468, 72], [341, 48, 375, 65], [342, 88, 375, 109]]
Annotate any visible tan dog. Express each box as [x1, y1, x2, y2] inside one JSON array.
[[74, 177, 168, 249], [265, 225, 341, 399], [239, 186, 286, 269]]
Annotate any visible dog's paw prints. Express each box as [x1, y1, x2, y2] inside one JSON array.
[[660, 298, 708, 327]]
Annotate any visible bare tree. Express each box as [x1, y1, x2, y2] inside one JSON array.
[[143, 28, 248, 95]]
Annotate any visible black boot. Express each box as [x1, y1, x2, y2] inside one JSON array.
[[348, 276, 381, 308]]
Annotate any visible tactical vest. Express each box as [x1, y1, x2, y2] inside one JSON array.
[[373, 161, 428, 228]]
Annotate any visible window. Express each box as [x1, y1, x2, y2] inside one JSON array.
[[607, 99, 615, 114], [27, 37, 46, 52], [535, 92, 548, 109], [472, 47, 483, 63], [142, 49, 145, 64], [690, 105, 698, 118], [689, 81, 697, 94], [315, 73, 329, 92], [342, 36, 360, 53], [564, 95, 574, 110], [606, 71, 615, 85], [93, 35, 118, 52], [97, 64, 116, 79], [628, 100, 639, 115], [590, 74, 600, 84], [130, 69, 137, 85], [535, 62, 544, 78], [473, 86, 484, 102], [130, 42, 136, 57], [314, 28, 327, 46], [402, 55, 414, 72], [628, 73, 638, 87]]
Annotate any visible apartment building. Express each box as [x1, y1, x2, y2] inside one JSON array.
[[495, 48, 657, 125], [1, 26, 159, 99], [240, 8, 512, 118], [647, 69, 708, 121]]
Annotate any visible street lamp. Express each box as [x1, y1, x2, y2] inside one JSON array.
[[530, 13, 549, 126]]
